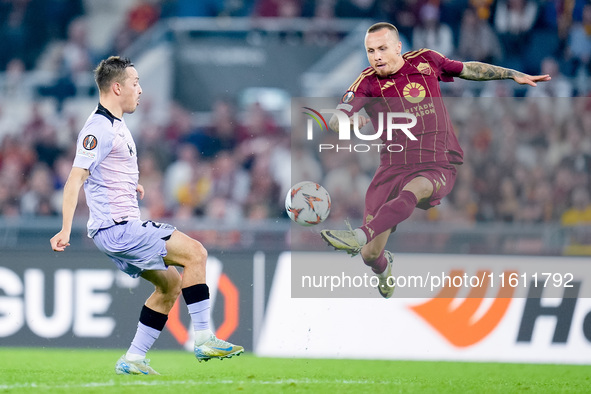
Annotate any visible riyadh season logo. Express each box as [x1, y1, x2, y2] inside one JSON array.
[[302, 107, 417, 153]]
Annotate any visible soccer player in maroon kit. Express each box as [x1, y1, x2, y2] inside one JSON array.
[[320, 22, 550, 298]]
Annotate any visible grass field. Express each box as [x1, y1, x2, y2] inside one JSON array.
[[1, 348, 590, 393]]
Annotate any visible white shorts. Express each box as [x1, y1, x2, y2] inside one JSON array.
[[93, 219, 176, 278]]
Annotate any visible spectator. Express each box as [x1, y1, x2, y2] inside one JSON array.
[[163, 143, 202, 210], [546, 119, 571, 168], [0, 0, 46, 70], [412, 3, 455, 56], [526, 57, 573, 97], [518, 180, 555, 223], [268, 133, 291, 205], [564, 3, 591, 81], [335, 0, 382, 19], [112, 0, 161, 54], [209, 151, 250, 210], [457, 7, 502, 63], [20, 163, 58, 216], [138, 153, 164, 199], [381, 0, 422, 41], [136, 122, 172, 175], [204, 196, 243, 224], [237, 102, 279, 143], [209, 98, 241, 153], [244, 153, 282, 218], [61, 17, 94, 80], [43, 0, 85, 42], [494, 0, 538, 69], [440, 183, 479, 224], [175, 160, 213, 218], [562, 117, 591, 175], [2, 58, 28, 100], [163, 102, 195, 146], [324, 159, 371, 220], [496, 177, 520, 222], [561, 185, 591, 226], [253, 0, 302, 17], [37, 17, 95, 110], [22, 103, 63, 168], [0, 182, 19, 216], [469, 0, 495, 21], [246, 202, 271, 220], [552, 164, 578, 216], [561, 185, 591, 254], [290, 142, 323, 185], [184, 98, 242, 159]]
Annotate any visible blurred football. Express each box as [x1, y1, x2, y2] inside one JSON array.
[[285, 181, 331, 226]]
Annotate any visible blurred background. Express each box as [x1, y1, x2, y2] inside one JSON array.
[[1, 0, 590, 358], [0, 0, 590, 256]]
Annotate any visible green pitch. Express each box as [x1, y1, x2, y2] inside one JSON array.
[[0, 348, 589, 393]]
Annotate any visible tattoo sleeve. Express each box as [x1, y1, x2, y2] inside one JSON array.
[[459, 61, 526, 81]]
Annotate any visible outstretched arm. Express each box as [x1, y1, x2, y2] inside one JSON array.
[[50, 166, 89, 252], [460, 61, 551, 87]]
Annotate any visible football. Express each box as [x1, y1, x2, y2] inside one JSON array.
[[285, 181, 331, 226]]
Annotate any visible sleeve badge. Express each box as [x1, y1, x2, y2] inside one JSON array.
[[82, 135, 98, 150], [341, 91, 355, 103]]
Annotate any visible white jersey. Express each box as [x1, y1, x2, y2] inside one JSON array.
[[73, 104, 140, 237]]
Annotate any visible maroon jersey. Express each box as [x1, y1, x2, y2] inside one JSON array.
[[337, 48, 464, 165]]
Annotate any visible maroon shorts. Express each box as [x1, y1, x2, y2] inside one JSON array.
[[363, 162, 457, 225]]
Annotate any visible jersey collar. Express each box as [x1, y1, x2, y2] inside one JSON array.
[[96, 103, 121, 125], [384, 60, 414, 78]]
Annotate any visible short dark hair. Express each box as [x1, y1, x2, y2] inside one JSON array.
[[94, 56, 134, 93], [367, 22, 399, 40]]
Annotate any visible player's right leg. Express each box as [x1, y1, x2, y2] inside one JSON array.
[[115, 354, 160, 375], [320, 220, 366, 256], [116, 267, 182, 375], [321, 176, 429, 255], [163, 230, 244, 361]]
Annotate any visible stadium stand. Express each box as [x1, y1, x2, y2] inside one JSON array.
[[0, 0, 590, 255]]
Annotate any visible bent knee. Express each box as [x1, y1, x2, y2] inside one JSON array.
[[403, 176, 433, 201], [155, 273, 182, 304], [192, 239, 208, 263], [180, 238, 207, 269], [169, 276, 183, 298]]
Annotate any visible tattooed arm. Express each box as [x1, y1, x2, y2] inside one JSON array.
[[459, 61, 551, 87]]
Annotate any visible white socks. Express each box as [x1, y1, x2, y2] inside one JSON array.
[[354, 229, 367, 245], [126, 352, 146, 362], [376, 265, 389, 278], [187, 299, 211, 331], [194, 328, 214, 346]]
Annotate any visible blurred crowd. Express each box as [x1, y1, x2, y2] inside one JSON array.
[[0, 0, 590, 227], [307, 96, 591, 227], [2, 0, 591, 81], [2, 93, 590, 228], [0, 97, 291, 223]]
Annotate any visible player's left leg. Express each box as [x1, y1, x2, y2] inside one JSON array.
[[360, 229, 396, 298], [163, 230, 244, 362], [360, 176, 431, 298]]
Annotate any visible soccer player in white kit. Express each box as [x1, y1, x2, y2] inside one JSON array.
[[50, 56, 243, 375]]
